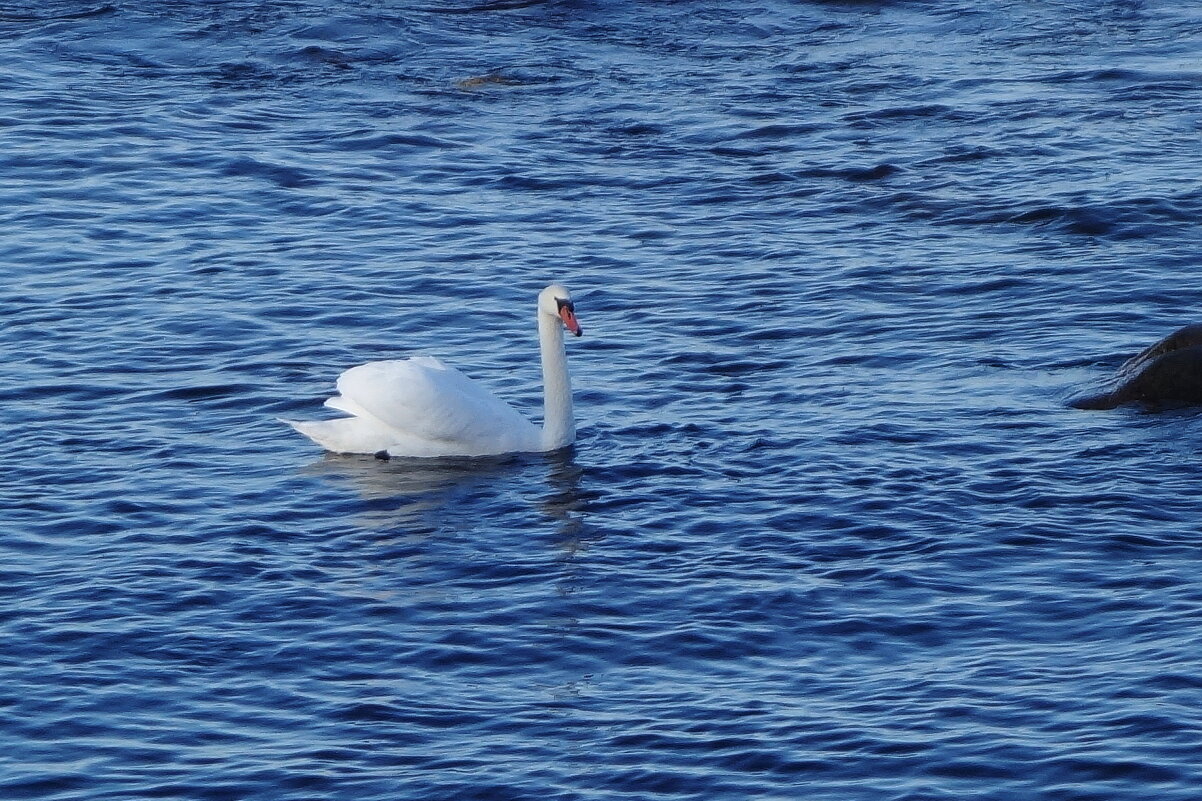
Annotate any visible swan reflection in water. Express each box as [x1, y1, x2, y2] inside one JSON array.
[[302, 447, 590, 553]]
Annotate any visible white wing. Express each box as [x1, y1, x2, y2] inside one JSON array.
[[331, 357, 541, 454]]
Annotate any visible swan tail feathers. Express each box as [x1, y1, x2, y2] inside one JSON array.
[[283, 416, 397, 455]]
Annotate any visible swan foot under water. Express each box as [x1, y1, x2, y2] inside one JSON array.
[[1071, 323, 1202, 410]]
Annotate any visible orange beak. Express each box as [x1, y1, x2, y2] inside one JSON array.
[[559, 303, 583, 337]]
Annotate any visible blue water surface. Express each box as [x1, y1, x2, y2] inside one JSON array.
[[3, 1, 1202, 799]]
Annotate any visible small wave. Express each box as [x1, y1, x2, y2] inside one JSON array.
[[1044, 67, 1202, 86], [292, 45, 353, 69], [420, 0, 548, 13], [843, 103, 974, 126], [732, 123, 826, 140], [209, 60, 278, 88], [801, 163, 901, 182], [221, 156, 320, 189], [1040, 67, 1202, 100], [333, 131, 464, 151], [939, 194, 1198, 239], [0, 4, 114, 23]]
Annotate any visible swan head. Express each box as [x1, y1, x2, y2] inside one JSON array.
[[539, 284, 582, 337]]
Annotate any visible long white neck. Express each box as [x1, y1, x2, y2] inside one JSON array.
[[538, 310, 574, 450]]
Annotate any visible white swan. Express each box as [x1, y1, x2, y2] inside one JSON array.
[[288, 284, 583, 458]]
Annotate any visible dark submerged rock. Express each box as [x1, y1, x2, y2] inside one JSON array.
[[1071, 324, 1202, 410]]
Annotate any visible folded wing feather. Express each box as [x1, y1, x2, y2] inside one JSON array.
[[333, 357, 540, 452]]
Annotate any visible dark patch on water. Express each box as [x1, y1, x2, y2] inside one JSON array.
[[0, 3, 114, 23]]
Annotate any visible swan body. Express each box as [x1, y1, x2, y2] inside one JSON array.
[[288, 285, 582, 457]]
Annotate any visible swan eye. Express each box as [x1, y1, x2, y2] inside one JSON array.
[[555, 298, 574, 312]]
